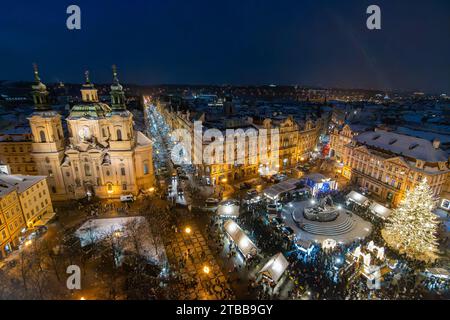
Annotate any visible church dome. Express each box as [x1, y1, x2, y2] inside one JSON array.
[[68, 102, 112, 119]]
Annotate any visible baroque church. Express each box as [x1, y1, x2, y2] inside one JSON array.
[[27, 65, 154, 200]]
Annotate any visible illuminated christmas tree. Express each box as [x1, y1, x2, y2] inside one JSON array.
[[382, 178, 440, 263]]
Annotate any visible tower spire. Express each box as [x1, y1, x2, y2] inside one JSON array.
[[84, 70, 91, 84], [110, 64, 126, 112], [81, 70, 98, 102], [112, 64, 119, 84], [33, 63, 41, 83], [31, 63, 51, 111]]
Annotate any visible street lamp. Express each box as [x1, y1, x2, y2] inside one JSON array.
[[203, 265, 210, 274], [185, 227, 192, 234]]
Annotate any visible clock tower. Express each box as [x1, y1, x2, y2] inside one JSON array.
[[28, 64, 67, 198]]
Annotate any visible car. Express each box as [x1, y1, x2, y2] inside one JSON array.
[[244, 194, 262, 205], [271, 217, 285, 229], [267, 212, 278, 220], [238, 182, 251, 190], [273, 174, 287, 183], [158, 167, 168, 175], [246, 189, 258, 197], [204, 198, 220, 211], [120, 194, 135, 202], [267, 202, 282, 213], [281, 226, 296, 240]]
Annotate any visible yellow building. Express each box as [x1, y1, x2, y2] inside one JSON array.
[[342, 130, 449, 207], [0, 181, 24, 257], [153, 98, 323, 185], [329, 124, 372, 161], [0, 174, 55, 258], [0, 132, 37, 175], [27, 66, 154, 200], [0, 175, 54, 228]]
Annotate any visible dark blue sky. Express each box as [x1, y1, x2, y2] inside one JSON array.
[[1, 0, 449, 93]]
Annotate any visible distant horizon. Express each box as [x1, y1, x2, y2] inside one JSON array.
[[1, 1, 449, 94], [1, 78, 446, 96]]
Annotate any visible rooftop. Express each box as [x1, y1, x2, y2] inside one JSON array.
[[355, 130, 448, 163], [0, 174, 46, 194]]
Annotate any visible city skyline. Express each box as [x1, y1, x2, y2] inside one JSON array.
[[0, 0, 449, 93]]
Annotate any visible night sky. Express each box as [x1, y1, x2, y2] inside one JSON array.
[[0, 0, 449, 93]]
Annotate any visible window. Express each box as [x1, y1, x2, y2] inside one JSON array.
[[39, 130, 46, 142], [122, 183, 127, 190], [51, 186, 56, 193], [117, 129, 122, 141], [143, 162, 149, 175], [121, 167, 126, 176], [84, 164, 91, 176]]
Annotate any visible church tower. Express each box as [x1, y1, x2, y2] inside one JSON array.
[[28, 64, 67, 198], [110, 65, 127, 112], [108, 65, 134, 148], [80, 70, 99, 103]]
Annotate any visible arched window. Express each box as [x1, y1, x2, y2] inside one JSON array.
[[84, 164, 91, 176], [143, 162, 149, 175], [117, 129, 122, 141], [39, 130, 46, 143]]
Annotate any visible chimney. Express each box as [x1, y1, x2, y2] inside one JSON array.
[[432, 139, 441, 149]]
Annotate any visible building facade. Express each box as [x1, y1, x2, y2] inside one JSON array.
[[341, 129, 449, 207], [0, 174, 54, 258], [28, 66, 154, 200], [154, 98, 322, 185], [329, 124, 373, 162], [0, 183, 23, 258], [0, 132, 37, 175]]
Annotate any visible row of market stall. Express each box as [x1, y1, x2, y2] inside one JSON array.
[[345, 191, 392, 220], [222, 219, 290, 285], [263, 174, 338, 202]]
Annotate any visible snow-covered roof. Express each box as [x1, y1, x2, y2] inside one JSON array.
[[346, 191, 369, 206], [0, 174, 46, 194], [369, 202, 391, 219], [224, 220, 257, 258], [259, 252, 289, 284], [263, 178, 303, 199], [217, 200, 240, 218], [136, 131, 153, 147], [355, 130, 448, 162], [75, 216, 166, 265]]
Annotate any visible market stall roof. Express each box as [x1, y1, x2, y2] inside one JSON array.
[[224, 220, 257, 258], [217, 200, 240, 218], [259, 252, 289, 284], [424, 268, 450, 280], [369, 202, 391, 219], [263, 178, 302, 200], [346, 191, 369, 206], [295, 239, 314, 253]]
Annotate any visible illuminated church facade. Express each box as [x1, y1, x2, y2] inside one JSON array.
[[27, 66, 154, 200]]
